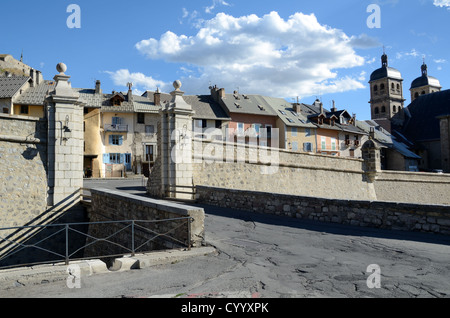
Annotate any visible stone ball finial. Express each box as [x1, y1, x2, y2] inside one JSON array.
[[56, 63, 67, 74], [173, 80, 182, 90]]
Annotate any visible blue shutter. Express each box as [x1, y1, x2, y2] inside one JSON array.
[[103, 153, 110, 164], [109, 135, 113, 145], [119, 135, 123, 146], [120, 154, 125, 164]]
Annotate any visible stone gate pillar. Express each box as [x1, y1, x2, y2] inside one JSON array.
[[148, 80, 195, 200], [361, 134, 381, 183], [46, 63, 84, 207]]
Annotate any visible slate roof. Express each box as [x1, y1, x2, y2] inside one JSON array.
[[369, 66, 403, 82], [410, 75, 441, 89], [142, 90, 231, 120], [300, 102, 366, 135], [14, 80, 55, 105], [262, 97, 316, 128], [401, 89, 450, 142], [220, 93, 278, 117], [0, 76, 30, 98], [357, 120, 421, 159]]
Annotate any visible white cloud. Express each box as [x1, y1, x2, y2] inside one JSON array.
[[434, 0, 450, 8], [105, 69, 169, 92], [205, 0, 231, 14], [135, 11, 367, 98]]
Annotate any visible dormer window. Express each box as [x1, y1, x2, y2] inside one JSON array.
[[114, 99, 121, 106]]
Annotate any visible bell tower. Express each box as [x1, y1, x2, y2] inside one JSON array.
[[369, 52, 406, 129]]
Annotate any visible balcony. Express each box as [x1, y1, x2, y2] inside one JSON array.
[[104, 124, 128, 132]]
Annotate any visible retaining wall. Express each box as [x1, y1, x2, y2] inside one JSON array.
[[87, 188, 205, 257], [196, 186, 450, 236]]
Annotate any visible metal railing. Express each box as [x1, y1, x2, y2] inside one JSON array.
[[0, 217, 193, 270], [104, 124, 128, 132]]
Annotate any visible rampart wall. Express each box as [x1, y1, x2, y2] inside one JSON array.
[[191, 139, 377, 201], [196, 186, 450, 236], [0, 114, 48, 231], [190, 139, 450, 205]]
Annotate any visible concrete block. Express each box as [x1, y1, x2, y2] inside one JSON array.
[[110, 257, 139, 272]]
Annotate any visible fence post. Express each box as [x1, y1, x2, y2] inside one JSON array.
[[65, 224, 69, 265], [131, 220, 135, 256], [188, 218, 192, 251]]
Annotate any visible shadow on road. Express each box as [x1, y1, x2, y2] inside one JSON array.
[[194, 203, 450, 247]]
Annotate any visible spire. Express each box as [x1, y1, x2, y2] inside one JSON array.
[[421, 58, 428, 77], [381, 47, 388, 68]]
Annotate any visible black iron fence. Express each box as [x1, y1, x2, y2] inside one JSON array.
[[0, 217, 192, 270]]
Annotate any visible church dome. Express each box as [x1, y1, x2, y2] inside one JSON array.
[[369, 53, 402, 82], [410, 62, 441, 89]]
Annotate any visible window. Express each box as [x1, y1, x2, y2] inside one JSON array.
[[381, 106, 386, 113], [303, 142, 313, 152], [237, 122, 244, 135], [373, 85, 378, 92], [20, 105, 29, 115], [291, 142, 298, 151], [3, 108, 8, 114], [305, 128, 311, 137], [109, 153, 122, 164], [331, 138, 337, 151], [321, 137, 326, 150], [146, 145, 154, 162], [137, 113, 145, 124], [252, 124, 261, 136], [380, 83, 385, 90], [215, 120, 222, 129], [145, 125, 155, 136], [374, 107, 379, 114], [109, 135, 123, 146], [393, 105, 396, 113], [279, 110, 287, 115], [263, 125, 272, 139], [291, 127, 297, 137], [112, 117, 122, 125]]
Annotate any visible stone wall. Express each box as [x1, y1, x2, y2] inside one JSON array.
[[86, 188, 205, 258], [196, 186, 450, 236], [374, 170, 450, 205], [191, 138, 377, 201], [0, 114, 48, 231]]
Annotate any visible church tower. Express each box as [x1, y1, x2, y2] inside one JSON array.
[[410, 60, 442, 101], [368, 52, 406, 128]]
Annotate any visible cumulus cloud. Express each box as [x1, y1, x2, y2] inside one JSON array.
[[135, 11, 367, 98], [105, 69, 169, 92], [434, 0, 450, 8]]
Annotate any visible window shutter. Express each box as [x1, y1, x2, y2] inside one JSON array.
[[109, 135, 113, 145], [103, 153, 110, 164], [120, 154, 125, 164], [119, 135, 123, 146]]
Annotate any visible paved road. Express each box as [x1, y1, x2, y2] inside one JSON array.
[[2, 179, 450, 298]]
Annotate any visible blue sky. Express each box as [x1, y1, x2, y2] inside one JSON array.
[[1, 0, 449, 120]]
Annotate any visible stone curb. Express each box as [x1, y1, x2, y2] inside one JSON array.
[[0, 247, 216, 291]]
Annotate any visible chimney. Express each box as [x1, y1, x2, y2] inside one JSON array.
[[127, 82, 133, 102], [210, 85, 225, 102], [369, 126, 375, 140], [331, 100, 337, 112], [95, 80, 102, 94], [36, 70, 42, 86], [154, 87, 161, 106], [30, 69, 35, 87]]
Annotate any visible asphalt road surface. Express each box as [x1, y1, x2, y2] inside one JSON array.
[[3, 179, 450, 298]]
